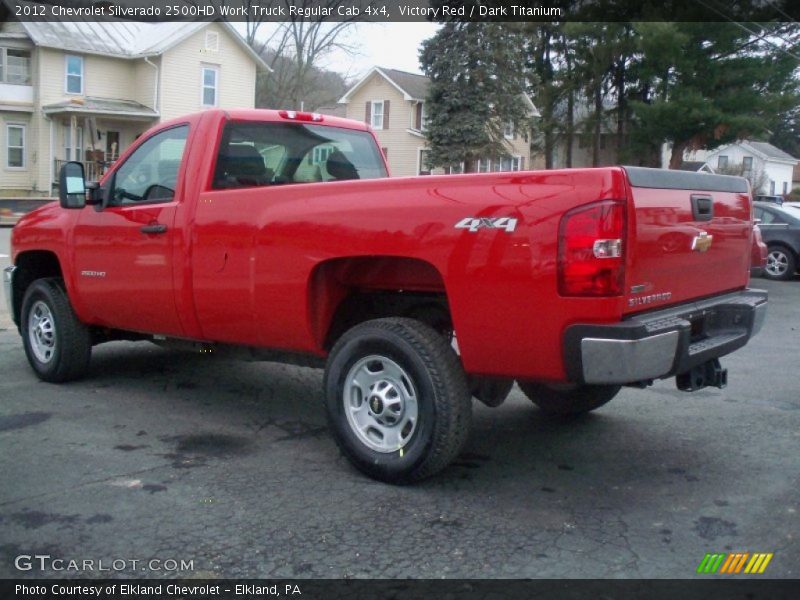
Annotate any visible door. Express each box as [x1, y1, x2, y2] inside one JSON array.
[[72, 125, 189, 336]]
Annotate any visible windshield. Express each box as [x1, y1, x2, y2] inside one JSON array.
[[213, 121, 387, 189]]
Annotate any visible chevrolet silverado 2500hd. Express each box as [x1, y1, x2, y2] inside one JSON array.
[[4, 109, 767, 482]]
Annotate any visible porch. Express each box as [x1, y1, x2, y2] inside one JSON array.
[[44, 96, 158, 186], [53, 158, 108, 183]]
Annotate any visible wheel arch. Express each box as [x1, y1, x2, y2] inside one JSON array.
[[306, 255, 452, 351], [10, 250, 65, 327], [767, 241, 799, 259]]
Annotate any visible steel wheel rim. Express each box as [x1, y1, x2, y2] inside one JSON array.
[[343, 355, 419, 453], [28, 300, 56, 364], [766, 250, 788, 276]]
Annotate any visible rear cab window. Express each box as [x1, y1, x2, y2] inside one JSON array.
[[213, 121, 387, 189]]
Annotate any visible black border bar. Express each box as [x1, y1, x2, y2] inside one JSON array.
[[3, 0, 800, 23]]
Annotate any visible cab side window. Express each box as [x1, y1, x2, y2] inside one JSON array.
[[213, 121, 387, 189], [111, 125, 189, 205]]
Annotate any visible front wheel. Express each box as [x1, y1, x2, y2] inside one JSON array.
[[324, 318, 471, 483], [764, 246, 797, 281], [20, 278, 91, 382], [518, 381, 620, 416]]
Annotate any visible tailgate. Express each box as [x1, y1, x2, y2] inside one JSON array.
[[623, 167, 751, 315]]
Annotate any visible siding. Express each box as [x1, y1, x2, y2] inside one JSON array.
[[37, 47, 135, 106], [134, 56, 159, 111], [158, 23, 256, 122]]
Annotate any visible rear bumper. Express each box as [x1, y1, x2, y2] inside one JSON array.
[[564, 289, 768, 385]]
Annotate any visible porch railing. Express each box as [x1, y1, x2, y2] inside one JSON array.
[[53, 159, 110, 184]]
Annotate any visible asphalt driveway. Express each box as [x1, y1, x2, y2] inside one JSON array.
[[0, 226, 797, 579]]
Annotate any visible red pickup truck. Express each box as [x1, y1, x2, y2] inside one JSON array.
[[4, 109, 767, 482]]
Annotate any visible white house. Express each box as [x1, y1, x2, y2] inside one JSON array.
[[1, 17, 269, 197], [683, 141, 798, 196]]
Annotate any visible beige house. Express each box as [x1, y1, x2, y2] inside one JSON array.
[[0, 19, 269, 197], [338, 67, 539, 177]]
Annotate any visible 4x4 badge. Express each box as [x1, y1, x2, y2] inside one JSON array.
[[455, 217, 518, 233]]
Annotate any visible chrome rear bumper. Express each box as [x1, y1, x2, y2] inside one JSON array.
[[564, 289, 768, 385]]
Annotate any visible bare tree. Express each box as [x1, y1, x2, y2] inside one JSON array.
[[216, 0, 364, 110], [716, 162, 769, 194]]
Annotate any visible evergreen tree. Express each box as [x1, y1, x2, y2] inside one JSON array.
[[420, 23, 532, 172], [630, 22, 799, 168]]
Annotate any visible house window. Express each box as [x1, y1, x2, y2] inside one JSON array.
[[202, 66, 219, 107], [503, 121, 514, 140], [205, 31, 219, 52], [1, 48, 32, 84], [414, 102, 428, 131], [418, 148, 431, 176], [312, 145, 334, 165], [6, 124, 25, 168], [65, 55, 83, 94], [717, 155, 728, 169], [492, 156, 522, 172], [63, 125, 84, 161], [770, 180, 775, 194], [370, 101, 384, 129], [783, 181, 788, 195], [742, 156, 753, 175]]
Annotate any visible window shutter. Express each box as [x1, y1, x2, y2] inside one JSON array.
[[383, 100, 390, 129], [382, 147, 388, 159], [415, 104, 422, 130], [365, 102, 371, 125]]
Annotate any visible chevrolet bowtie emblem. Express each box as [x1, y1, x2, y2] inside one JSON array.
[[692, 231, 713, 252]]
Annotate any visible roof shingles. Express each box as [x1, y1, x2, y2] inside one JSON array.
[[745, 141, 797, 162]]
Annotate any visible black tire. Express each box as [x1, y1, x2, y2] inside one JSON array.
[[323, 318, 471, 483], [764, 245, 797, 281], [20, 278, 91, 382], [469, 376, 514, 407], [517, 381, 620, 416]]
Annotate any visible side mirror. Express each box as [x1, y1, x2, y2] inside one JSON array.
[[58, 161, 86, 209]]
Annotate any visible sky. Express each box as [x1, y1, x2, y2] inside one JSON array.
[[242, 22, 441, 78]]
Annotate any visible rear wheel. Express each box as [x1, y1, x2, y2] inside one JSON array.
[[324, 318, 471, 483], [21, 278, 91, 382], [518, 381, 619, 416], [764, 245, 796, 281]]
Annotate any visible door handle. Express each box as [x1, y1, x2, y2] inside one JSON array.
[[140, 223, 167, 234], [690, 194, 714, 221]]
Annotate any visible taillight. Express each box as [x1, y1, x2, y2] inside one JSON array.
[[558, 200, 626, 296], [278, 110, 323, 122]]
